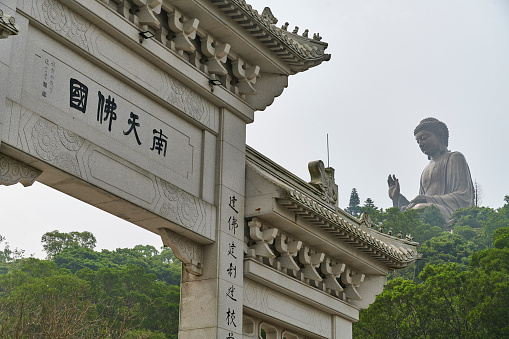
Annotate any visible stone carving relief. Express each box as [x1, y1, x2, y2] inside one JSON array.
[[0, 154, 41, 186], [159, 227, 203, 275], [156, 178, 213, 239], [7, 101, 214, 240], [159, 179, 199, 229], [39, 0, 91, 50], [166, 77, 214, 128], [27, 0, 216, 130], [308, 160, 338, 205], [31, 117, 84, 176]]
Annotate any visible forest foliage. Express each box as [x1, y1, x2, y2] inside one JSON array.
[[0, 232, 181, 339], [1, 195, 508, 338], [352, 194, 509, 338]]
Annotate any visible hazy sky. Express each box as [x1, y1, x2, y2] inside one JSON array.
[[2, 0, 508, 258]]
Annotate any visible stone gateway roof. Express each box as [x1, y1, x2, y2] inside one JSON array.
[[212, 0, 331, 74], [279, 190, 421, 269], [245, 146, 421, 270]]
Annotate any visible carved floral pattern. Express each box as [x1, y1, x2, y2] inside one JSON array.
[[41, 0, 91, 50], [0, 154, 41, 187], [167, 78, 209, 124], [57, 127, 84, 151], [31, 118, 84, 176], [160, 180, 199, 229]]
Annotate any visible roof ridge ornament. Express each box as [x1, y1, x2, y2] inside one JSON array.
[[261, 7, 278, 25], [359, 212, 374, 228], [308, 160, 338, 206], [212, 0, 331, 73]]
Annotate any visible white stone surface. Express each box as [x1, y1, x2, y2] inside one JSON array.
[[244, 278, 333, 338]]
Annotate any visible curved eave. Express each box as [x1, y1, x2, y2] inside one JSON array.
[[211, 0, 330, 74], [278, 190, 421, 269]]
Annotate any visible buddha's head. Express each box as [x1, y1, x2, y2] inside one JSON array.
[[414, 118, 449, 159]]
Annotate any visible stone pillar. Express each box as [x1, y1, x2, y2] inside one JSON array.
[[332, 315, 353, 339], [177, 108, 247, 339], [1, 0, 20, 147]]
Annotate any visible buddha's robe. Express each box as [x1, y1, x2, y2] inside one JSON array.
[[394, 151, 474, 219]]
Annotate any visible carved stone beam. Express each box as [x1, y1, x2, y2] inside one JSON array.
[[201, 35, 231, 76], [248, 218, 278, 258], [133, 0, 162, 29], [298, 246, 324, 282], [158, 228, 203, 276], [168, 10, 199, 53], [320, 258, 345, 293], [341, 268, 365, 301], [0, 154, 41, 187], [232, 58, 260, 95], [274, 234, 302, 272]]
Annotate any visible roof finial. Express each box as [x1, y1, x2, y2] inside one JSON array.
[[261, 7, 278, 25], [313, 33, 322, 41]]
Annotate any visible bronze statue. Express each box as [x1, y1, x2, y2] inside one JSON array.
[[388, 118, 474, 219]]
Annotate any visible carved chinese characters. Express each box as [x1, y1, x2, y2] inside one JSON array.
[[38, 52, 193, 179], [198, 188, 244, 339]]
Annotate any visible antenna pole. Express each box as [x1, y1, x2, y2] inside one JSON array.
[[327, 134, 330, 168]]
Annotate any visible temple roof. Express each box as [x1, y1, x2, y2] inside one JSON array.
[[245, 146, 421, 270], [211, 0, 330, 74]]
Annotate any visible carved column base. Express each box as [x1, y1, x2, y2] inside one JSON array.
[[159, 227, 203, 276], [0, 153, 41, 187]]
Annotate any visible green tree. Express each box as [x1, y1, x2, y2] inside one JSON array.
[[493, 226, 509, 249], [363, 198, 376, 209], [355, 226, 509, 338], [0, 235, 24, 264], [41, 230, 96, 258], [0, 258, 180, 338], [413, 233, 479, 276], [53, 245, 181, 286], [346, 188, 361, 217], [381, 207, 444, 244]]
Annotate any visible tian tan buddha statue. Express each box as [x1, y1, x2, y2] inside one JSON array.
[[387, 117, 474, 219]]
